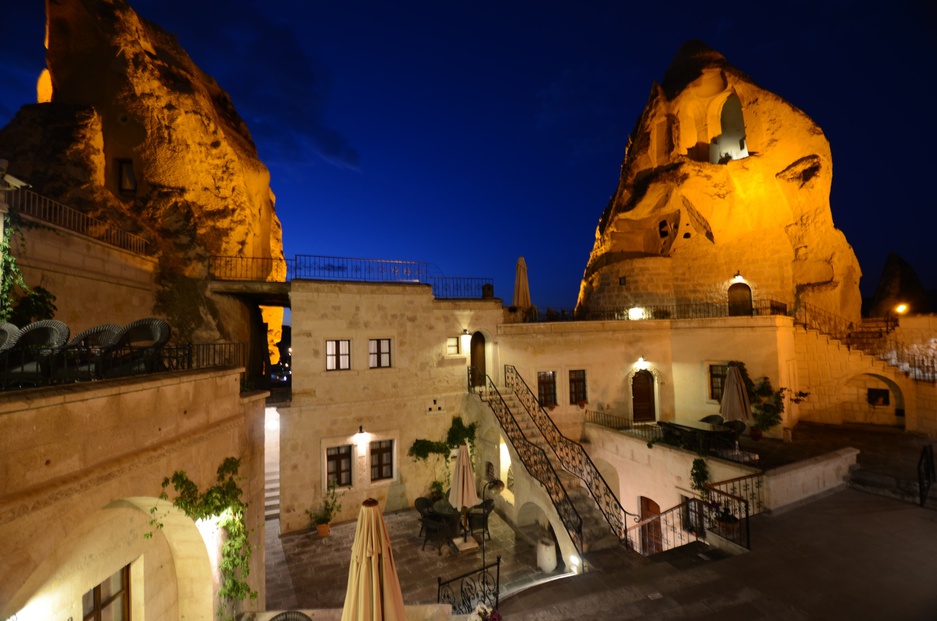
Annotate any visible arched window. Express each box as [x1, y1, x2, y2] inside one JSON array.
[[728, 283, 753, 316], [709, 93, 749, 164]]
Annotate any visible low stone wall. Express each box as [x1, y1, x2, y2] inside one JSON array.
[[764, 447, 858, 511]]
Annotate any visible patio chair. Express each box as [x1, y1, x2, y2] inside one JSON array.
[[57, 324, 123, 381], [0, 320, 70, 388], [0, 323, 19, 352], [269, 613, 313, 621], [415, 497, 435, 536], [699, 414, 724, 425], [467, 498, 495, 540], [420, 514, 451, 555], [101, 318, 172, 378]]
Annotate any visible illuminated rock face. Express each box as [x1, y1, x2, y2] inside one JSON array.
[[0, 0, 283, 341], [578, 41, 861, 321]]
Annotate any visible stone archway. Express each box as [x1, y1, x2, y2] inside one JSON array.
[[838, 372, 906, 428], [6, 497, 213, 620]]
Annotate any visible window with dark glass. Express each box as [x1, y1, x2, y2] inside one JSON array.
[[446, 337, 460, 355], [569, 369, 587, 404], [537, 371, 557, 407], [370, 439, 393, 481], [369, 338, 392, 368], [83, 565, 130, 621], [327, 445, 353, 487], [326, 339, 350, 371], [868, 388, 890, 406], [709, 364, 728, 401], [117, 159, 136, 194]]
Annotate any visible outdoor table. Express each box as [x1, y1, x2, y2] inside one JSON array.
[[433, 498, 469, 542], [658, 419, 735, 453]]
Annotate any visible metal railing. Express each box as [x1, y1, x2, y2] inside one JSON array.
[[209, 254, 494, 299], [625, 499, 702, 556], [437, 555, 501, 615], [470, 369, 584, 553], [524, 300, 789, 323], [703, 485, 751, 549], [7, 188, 150, 255], [505, 365, 640, 546], [584, 409, 663, 444], [919, 445, 935, 507], [707, 472, 765, 517]]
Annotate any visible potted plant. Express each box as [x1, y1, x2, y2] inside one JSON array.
[[306, 479, 344, 537], [750, 376, 784, 440], [536, 522, 557, 573]]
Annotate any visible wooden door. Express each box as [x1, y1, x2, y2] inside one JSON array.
[[728, 283, 753, 316], [470, 332, 486, 387], [640, 496, 662, 555], [632, 370, 655, 422]]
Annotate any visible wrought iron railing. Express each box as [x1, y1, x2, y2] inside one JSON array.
[[703, 485, 751, 549], [209, 254, 494, 299], [624, 499, 703, 556], [707, 472, 765, 517], [792, 301, 855, 342], [7, 188, 151, 255], [470, 370, 584, 553], [524, 300, 788, 323], [584, 409, 663, 444], [437, 555, 501, 615], [161, 342, 247, 372], [919, 445, 935, 507], [505, 365, 640, 545]]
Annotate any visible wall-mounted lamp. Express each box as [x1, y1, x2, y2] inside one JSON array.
[[357, 425, 364, 434], [732, 271, 744, 283], [635, 356, 650, 371], [463, 329, 471, 335], [354, 425, 368, 456], [894, 303, 909, 315]]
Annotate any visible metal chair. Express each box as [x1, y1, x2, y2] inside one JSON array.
[[1, 320, 70, 388], [269, 612, 313, 621], [101, 318, 172, 377], [415, 497, 435, 536], [57, 324, 122, 381], [467, 498, 495, 540], [700, 414, 724, 425]]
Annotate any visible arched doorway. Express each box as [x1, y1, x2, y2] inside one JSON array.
[[470, 332, 486, 387], [639, 496, 662, 555], [632, 370, 656, 422], [728, 282, 753, 316]]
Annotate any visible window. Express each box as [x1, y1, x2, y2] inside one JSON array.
[[370, 440, 394, 481], [709, 364, 728, 401], [537, 371, 556, 407], [117, 159, 136, 194], [868, 388, 890, 406], [326, 339, 350, 371], [83, 565, 130, 621], [327, 445, 353, 487], [369, 338, 392, 368], [446, 336, 461, 355], [569, 369, 587, 404]]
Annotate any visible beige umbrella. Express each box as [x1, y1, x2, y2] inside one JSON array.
[[719, 366, 752, 422], [513, 256, 531, 310], [449, 443, 478, 540], [340, 498, 406, 621]]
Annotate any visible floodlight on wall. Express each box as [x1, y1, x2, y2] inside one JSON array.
[[894, 303, 909, 315], [463, 329, 471, 335], [353, 425, 369, 456], [732, 271, 744, 283], [635, 356, 650, 370]]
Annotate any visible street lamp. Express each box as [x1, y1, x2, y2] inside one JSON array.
[[481, 479, 504, 566]]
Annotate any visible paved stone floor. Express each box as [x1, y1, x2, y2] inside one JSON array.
[[266, 508, 556, 611]]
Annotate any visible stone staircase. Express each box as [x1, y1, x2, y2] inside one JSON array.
[[265, 465, 281, 520], [843, 318, 892, 356], [497, 390, 621, 553]]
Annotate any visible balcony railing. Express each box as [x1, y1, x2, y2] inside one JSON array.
[[209, 254, 494, 299], [7, 189, 150, 255], [526, 300, 789, 323]]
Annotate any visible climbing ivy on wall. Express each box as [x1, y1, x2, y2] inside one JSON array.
[[0, 211, 29, 322], [147, 457, 257, 620]]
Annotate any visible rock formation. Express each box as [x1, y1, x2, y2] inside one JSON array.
[[578, 41, 861, 321], [867, 252, 930, 317], [0, 0, 283, 344]]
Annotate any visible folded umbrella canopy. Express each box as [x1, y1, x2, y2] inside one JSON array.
[[513, 256, 531, 310], [719, 365, 752, 422], [448, 443, 478, 511], [340, 498, 406, 621]]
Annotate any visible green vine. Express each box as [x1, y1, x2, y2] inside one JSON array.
[[690, 458, 710, 500], [408, 416, 477, 497], [1, 211, 30, 322], [147, 457, 257, 620]]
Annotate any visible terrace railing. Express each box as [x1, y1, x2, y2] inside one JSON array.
[[526, 299, 788, 323], [703, 484, 751, 549], [505, 365, 640, 545], [209, 254, 493, 299], [707, 472, 765, 517], [584, 409, 663, 444], [624, 499, 703, 557], [7, 188, 150, 255], [470, 369, 584, 554], [437, 555, 500, 615]]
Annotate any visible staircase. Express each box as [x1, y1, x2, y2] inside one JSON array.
[[499, 391, 621, 553], [265, 470, 281, 520]]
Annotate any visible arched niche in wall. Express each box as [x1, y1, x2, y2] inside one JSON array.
[[709, 92, 749, 164]]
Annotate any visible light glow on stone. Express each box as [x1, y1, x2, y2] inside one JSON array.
[[628, 307, 647, 321]]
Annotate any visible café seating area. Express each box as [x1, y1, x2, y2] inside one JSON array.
[[415, 495, 493, 555]]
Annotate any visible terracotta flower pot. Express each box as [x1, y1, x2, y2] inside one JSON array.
[[316, 522, 331, 537]]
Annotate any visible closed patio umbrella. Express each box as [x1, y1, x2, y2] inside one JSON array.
[[720, 365, 752, 422], [340, 498, 406, 621], [449, 443, 478, 540], [513, 256, 531, 310]]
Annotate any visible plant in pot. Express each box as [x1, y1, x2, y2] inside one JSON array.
[[750, 376, 784, 441], [306, 479, 344, 537], [536, 522, 557, 573]]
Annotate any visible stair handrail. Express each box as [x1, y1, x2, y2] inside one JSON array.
[[624, 498, 703, 557], [918, 444, 935, 507], [706, 472, 765, 516], [472, 369, 583, 553], [504, 365, 640, 544]]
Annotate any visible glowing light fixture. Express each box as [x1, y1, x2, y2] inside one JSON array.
[[894, 303, 909, 315], [732, 271, 744, 283], [628, 306, 647, 321], [635, 356, 650, 370], [353, 425, 369, 456], [463, 329, 470, 335]]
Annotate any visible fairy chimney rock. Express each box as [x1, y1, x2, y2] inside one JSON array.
[[578, 41, 861, 321]]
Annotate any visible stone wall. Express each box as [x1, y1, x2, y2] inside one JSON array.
[[12, 217, 158, 332], [282, 280, 503, 534], [764, 448, 858, 510], [0, 369, 266, 620]]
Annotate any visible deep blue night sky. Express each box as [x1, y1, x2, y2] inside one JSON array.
[[1, 1, 935, 312]]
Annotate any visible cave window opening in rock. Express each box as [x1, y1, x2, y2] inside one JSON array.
[[619, 277, 627, 286], [709, 93, 749, 164], [727, 282, 753, 316], [658, 220, 669, 238], [117, 159, 137, 194]]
